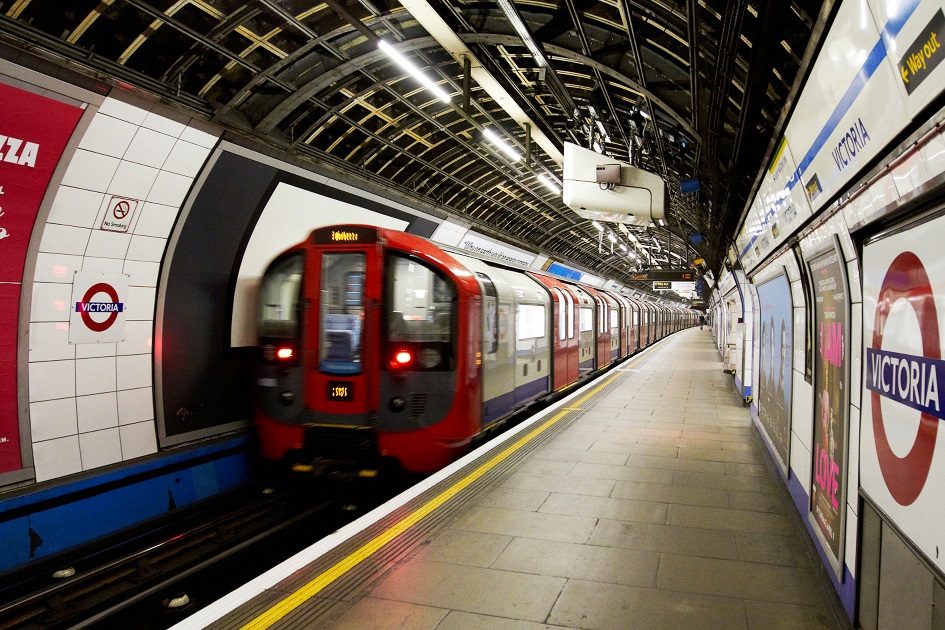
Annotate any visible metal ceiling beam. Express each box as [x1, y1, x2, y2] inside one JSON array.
[[686, 0, 700, 131]]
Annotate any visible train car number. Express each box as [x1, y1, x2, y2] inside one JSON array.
[[327, 381, 354, 401]]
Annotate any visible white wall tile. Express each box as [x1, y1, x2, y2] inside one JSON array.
[[162, 140, 212, 177], [117, 320, 153, 355], [845, 507, 858, 578], [179, 123, 219, 149], [790, 435, 812, 497], [79, 428, 122, 470], [847, 260, 862, 304], [119, 421, 157, 459], [78, 114, 137, 158], [28, 360, 75, 402], [117, 387, 153, 425], [141, 110, 187, 138], [850, 302, 863, 410], [76, 342, 117, 358], [117, 354, 152, 390], [29, 398, 78, 442], [33, 252, 82, 283], [60, 149, 120, 193], [31, 282, 73, 322], [126, 235, 167, 262], [85, 230, 132, 259], [106, 161, 159, 200], [792, 377, 814, 453], [133, 202, 179, 238], [33, 436, 82, 482], [123, 260, 160, 287], [147, 171, 192, 207], [847, 406, 860, 517], [82, 256, 125, 274], [76, 392, 119, 433], [39, 224, 91, 256], [29, 322, 74, 362], [98, 95, 149, 125], [75, 357, 117, 395], [47, 186, 105, 228], [123, 127, 177, 168], [125, 287, 156, 321]]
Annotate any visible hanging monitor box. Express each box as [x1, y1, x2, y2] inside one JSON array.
[[562, 142, 665, 225]]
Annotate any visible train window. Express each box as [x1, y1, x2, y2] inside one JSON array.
[[610, 308, 618, 331], [597, 298, 605, 333], [564, 290, 574, 339], [516, 304, 545, 340], [580, 307, 593, 332], [385, 254, 456, 370], [319, 253, 366, 374], [477, 273, 498, 354], [258, 253, 303, 339], [553, 289, 566, 341]]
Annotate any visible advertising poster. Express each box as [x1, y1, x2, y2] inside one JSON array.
[[756, 273, 793, 474], [861, 213, 945, 575], [0, 82, 83, 475], [808, 240, 850, 574]]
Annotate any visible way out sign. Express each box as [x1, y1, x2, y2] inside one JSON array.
[[69, 271, 129, 343]]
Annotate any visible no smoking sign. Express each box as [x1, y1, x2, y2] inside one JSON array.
[[100, 195, 139, 233]]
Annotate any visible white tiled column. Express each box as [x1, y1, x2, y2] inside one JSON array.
[[27, 92, 219, 482]]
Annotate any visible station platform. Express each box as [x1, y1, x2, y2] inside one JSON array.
[[180, 329, 849, 630]]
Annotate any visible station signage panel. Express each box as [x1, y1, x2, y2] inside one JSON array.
[[629, 269, 695, 282], [0, 81, 83, 476], [653, 281, 671, 291], [311, 225, 377, 245], [69, 272, 129, 344], [861, 213, 945, 575]]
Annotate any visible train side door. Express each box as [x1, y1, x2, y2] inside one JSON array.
[[304, 227, 382, 425]]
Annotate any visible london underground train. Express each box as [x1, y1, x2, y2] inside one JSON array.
[[255, 225, 695, 474]]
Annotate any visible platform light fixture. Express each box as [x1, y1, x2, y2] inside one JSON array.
[[483, 128, 521, 161], [538, 174, 561, 194], [592, 220, 603, 231], [496, 0, 548, 67], [378, 40, 452, 104]]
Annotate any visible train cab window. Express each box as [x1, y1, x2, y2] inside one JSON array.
[[385, 254, 456, 370], [319, 253, 366, 374], [259, 253, 303, 339]]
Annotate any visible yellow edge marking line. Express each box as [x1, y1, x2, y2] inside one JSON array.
[[243, 358, 644, 629]]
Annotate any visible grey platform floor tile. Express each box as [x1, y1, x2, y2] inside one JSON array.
[[412, 529, 512, 567], [680, 447, 763, 464], [538, 491, 668, 524], [569, 461, 674, 484], [611, 479, 731, 507], [735, 531, 812, 567], [589, 519, 738, 560], [492, 537, 660, 587], [656, 554, 824, 605], [475, 486, 550, 511], [590, 442, 679, 458], [546, 434, 595, 450], [725, 462, 769, 477], [501, 471, 616, 497], [534, 446, 630, 466], [627, 453, 727, 475], [517, 458, 577, 476], [452, 506, 597, 543], [673, 470, 780, 493], [547, 579, 748, 630], [329, 597, 448, 629], [370, 560, 565, 623], [745, 599, 842, 629], [728, 489, 788, 514], [437, 611, 567, 630], [667, 504, 793, 535]]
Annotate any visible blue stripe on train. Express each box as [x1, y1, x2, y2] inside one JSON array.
[[484, 376, 550, 425]]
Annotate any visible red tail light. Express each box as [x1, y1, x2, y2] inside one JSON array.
[[276, 346, 294, 361], [390, 350, 413, 369]]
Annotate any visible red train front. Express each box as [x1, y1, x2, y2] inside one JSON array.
[[255, 225, 481, 474]]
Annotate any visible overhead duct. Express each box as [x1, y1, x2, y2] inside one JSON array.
[[562, 142, 665, 225]]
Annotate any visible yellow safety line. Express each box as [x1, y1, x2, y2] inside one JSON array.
[[242, 359, 644, 629]]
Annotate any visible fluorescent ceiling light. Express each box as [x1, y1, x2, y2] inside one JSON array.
[[378, 40, 452, 104], [496, 0, 548, 67], [483, 128, 521, 161], [657, 218, 666, 226], [592, 221, 603, 231], [607, 232, 616, 243], [538, 174, 561, 194]]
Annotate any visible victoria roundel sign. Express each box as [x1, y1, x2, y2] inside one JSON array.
[[69, 272, 129, 343], [862, 217, 945, 576]]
